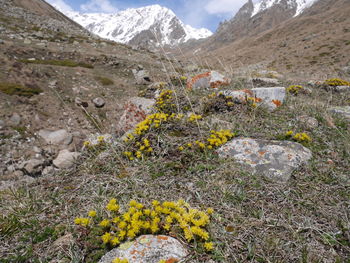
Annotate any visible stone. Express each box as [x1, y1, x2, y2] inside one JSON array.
[[24, 38, 31, 44], [38, 129, 73, 145], [52, 233, 74, 250], [98, 235, 188, 263], [342, 66, 350, 75], [252, 87, 286, 111], [0, 39, 4, 44], [132, 69, 151, 85], [253, 78, 280, 87], [334, 86, 350, 92], [187, 71, 231, 89], [92, 97, 105, 108], [53, 149, 80, 169], [9, 113, 21, 126], [329, 106, 350, 119], [117, 97, 155, 133], [23, 159, 45, 175], [42, 166, 55, 176], [217, 138, 312, 182], [223, 87, 286, 111]]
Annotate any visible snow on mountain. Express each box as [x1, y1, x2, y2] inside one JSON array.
[[252, 0, 319, 17], [54, 4, 212, 47]]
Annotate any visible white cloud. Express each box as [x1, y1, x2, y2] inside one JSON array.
[[204, 0, 250, 15], [80, 0, 118, 13], [46, 0, 73, 12]]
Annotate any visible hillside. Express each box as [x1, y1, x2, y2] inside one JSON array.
[[185, 0, 350, 78], [1, 0, 350, 263]]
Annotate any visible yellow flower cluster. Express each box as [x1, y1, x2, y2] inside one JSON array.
[[188, 113, 202, 122], [247, 97, 259, 108], [123, 138, 153, 160], [324, 78, 350, 87], [74, 217, 90, 227], [293, 132, 312, 143], [74, 199, 214, 250], [156, 89, 175, 111], [207, 130, 235, 148], [134, 112, 169, 135], [112, 258, 128, 263], [287, 85, 303, 95], [178, 130, 235, 152], [285, 131, 312, 144]]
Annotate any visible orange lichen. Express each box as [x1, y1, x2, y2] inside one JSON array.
[[272, 100, 282, 107], [186, 72, 210, 89]]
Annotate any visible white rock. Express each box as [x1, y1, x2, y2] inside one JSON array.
[[38, 129, 73, 145], [252, 87, 286, 110], [98, 235, 188, 263], [53, 150, 80, 169]]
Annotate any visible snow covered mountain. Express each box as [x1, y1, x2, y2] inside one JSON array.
[[54, 4, 212, 48], [209, 0, 320, 46], [252, 0, 319, 17]]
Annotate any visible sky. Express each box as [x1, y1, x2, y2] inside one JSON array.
[[45, 0, 254, 32]]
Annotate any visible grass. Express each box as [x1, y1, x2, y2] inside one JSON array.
[[94, 76, 114, 86], [20, 59, 94, 69], [0, 82, 43, 97], [1, 73, 350, 263]]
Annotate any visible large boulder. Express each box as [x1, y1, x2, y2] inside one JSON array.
[[38, 129, 73, 145], [217, 138, 312, 182], [53, 149, 80, 169], [117, 97, 155, 133], [187, 71, 231, 89], [98, 235, 188, 263]]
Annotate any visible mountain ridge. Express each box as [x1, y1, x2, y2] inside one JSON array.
[[55, 4, 212, 48]]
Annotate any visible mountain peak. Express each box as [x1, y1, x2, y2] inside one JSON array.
[[56, 4, 212, 48]]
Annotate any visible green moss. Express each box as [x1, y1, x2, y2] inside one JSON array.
[[0, 83, 43, 97], [20, 59, 94, 69], [94, 76, 114, 86]]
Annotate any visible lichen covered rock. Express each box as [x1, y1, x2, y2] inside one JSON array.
[[98, 235, 188, 263], [217, 138, 312, 182]]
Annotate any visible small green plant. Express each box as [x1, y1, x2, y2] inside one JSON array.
[[95, 76, 114, 86], [0, 82, 43, 97], [20, 59, 94, 69], [287, 85, 303, 95]]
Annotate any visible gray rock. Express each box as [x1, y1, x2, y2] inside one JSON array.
[[132, 69, 151, 85], [10, 113, 21, 126], [23, 159, 45, 175], [0, 39, 4, 44], [334, 86, 350, 92], [53, 149, 80, 169], [98, 235, 188, 263], [38, 129, 73, 145], [253, 77, 280, 87], [42, 166, 55, 176], [92, 97, 105, 108], [329, 106, 350, 119], [24, 38, 31, 44], [252, 87, 286, 111], [217, 138, 312, 182], [342, 66, 350, 75]]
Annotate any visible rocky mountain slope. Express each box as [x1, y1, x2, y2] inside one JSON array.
[[187, 0, 350, 78], [58, 5, 212, 48], [208, 0, 319, 47]]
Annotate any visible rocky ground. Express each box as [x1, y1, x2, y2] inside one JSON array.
[[1, 1, 350, 263]]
